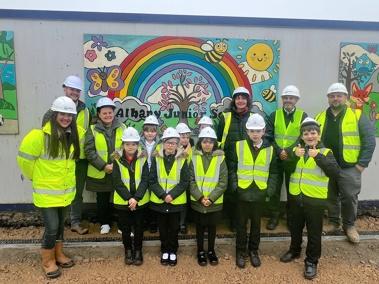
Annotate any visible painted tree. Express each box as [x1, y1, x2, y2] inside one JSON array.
[[158, 69, 212, 125], [0, 31, 15, 106]]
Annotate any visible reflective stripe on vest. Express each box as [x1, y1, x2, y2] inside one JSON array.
[[87, 124, 126, 179], [289, 148, 330, 199], [190, 155, 224, 204], [113, 157, 150, 206], [77, 108, 90, 131], [236, 140, 273, 190], [316, 109, 361, 163], [150, 157, 186, 205], [219, 112, 253, 150], [274, 109, 303, 148]]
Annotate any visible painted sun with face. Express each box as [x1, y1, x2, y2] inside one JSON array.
[[246, 43, 274, 71]]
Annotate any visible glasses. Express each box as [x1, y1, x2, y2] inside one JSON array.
[[165, 141, 178, 146]]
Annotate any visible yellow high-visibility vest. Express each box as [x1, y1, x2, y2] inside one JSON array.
[[236, 140, 273, 190], [190, 154, 224, 204], [219, 112, 253, 149], [274, 109, 303, 148], [76, 108, 90, 131], [315, 108, 361, 163], [289, 148, 331, 199]]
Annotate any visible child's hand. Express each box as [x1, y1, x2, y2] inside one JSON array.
[[164, 195, 173, 203], [128, 198, 137, 210], [308, 145, 318, 158], [295, 144, 305, 157]]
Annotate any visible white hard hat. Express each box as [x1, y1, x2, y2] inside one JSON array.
[[143, 115, 159, 125], [162, 127, 180, 140], [232, 86, 250, 97], [199, 127, 217, 139], [327, 83, 348, 95], [62, 75, 84, 91], [121, 127, 140, 142], [176, 123, 191, 134], [197, 116, 213, 126], [51, 96, 77, 114], [246, 113, 265, 130], [301, 117, 320, 127], [96, 97, 116, 110], [281, 85, 300, 98]]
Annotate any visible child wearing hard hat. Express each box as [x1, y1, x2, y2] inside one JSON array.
[[18, 96, 85, 279], [175, 123, 195, 234], [189, 127, 227, 267], [111, 127, 150, 266], [279, 118, 340, 280], [149, 127, 189, 266], [227, 113, 278, 269], [139, 115, 162, 234], [197, 115, 213, 132]]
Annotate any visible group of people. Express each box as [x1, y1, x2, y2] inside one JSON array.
[[17, 76, 375, 280]]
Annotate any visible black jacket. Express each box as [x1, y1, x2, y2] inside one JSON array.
[[112, 149, 150, 211], [227, 137, 278, 202], [149, 149, 189, 213], [286, 140, 340, 208]]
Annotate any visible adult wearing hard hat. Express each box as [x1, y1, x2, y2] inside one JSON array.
[[111, 127, 150, 266], [216, 86, 255, 232], [85, 97, 127, 234], [18, 96, 85, 278], [315, 83, 375, 243], [265, 85, 308, 230], [149, 127, 189, 266], [42, 75, 92, 235], [227, 114, 278, 269]]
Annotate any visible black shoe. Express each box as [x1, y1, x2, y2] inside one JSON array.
[[304, 261, 317, 280], [161, 253, 169, 266], [280, 251, 301, 263], [207, 251, 219, 266], [134, 251, 143, 266], [169, 253, 177, 266], [149, 222, 158, 233], [236, 252, 245, 269], [266, 212, 280, 230], [124, 249, 134, 265], [197, 251, 207, 266], [249, 251, 261, 267], [180, 224, 188, 234]]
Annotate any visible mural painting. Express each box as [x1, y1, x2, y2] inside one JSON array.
[[339, 42, 379, 136], [0, 31, 18, 134], [83, 35, 280, 133]]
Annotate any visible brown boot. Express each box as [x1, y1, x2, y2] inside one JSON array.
[[41, 247, 60, 278], [55, 241, 74, 268]]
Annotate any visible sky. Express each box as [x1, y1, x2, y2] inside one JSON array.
[[1, 0, 379, 22]]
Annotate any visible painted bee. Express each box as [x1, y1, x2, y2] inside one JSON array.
[[201, 39, 228, 63], [262, 84, 277, 102]]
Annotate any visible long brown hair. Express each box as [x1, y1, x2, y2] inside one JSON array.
[[46, 112, 80, 160]]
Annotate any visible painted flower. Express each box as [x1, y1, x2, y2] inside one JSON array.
[[85, 50, 97, 62], [91, 35, 108, 51], [105, 50, 116, 61]]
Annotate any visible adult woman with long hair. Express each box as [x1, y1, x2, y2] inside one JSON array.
[[18, 96, 85, 278]]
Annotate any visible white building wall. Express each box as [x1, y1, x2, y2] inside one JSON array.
[[0, 18, 378, 204]]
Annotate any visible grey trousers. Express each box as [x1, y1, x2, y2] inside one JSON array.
[[327, 166, 361, 229]]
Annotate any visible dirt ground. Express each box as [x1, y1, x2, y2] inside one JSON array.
[[0, 215, 378, 283]]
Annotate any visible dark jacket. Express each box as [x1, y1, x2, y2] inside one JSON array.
[[286, 140, 340, 208], [111, 149, 150, 211], [319, 106, 376, 168], [149, 149, 189, 213], [189, 149, 228, 214], [265, 107, 308, 157], [227, 137, 278, 202], [84, 118, 124, 192]]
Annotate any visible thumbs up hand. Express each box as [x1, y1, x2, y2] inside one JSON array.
[[295, 144, 305, 157], [308, 145, 318, 158]]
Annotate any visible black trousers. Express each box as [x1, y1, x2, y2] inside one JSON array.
[[156, 211, 180, 254], [96, 191, 112, 225], [289, 200, 324, 264], [118, 209, 144, 251], [236, 201, 265, 253], [267, 158, 291, 212]]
